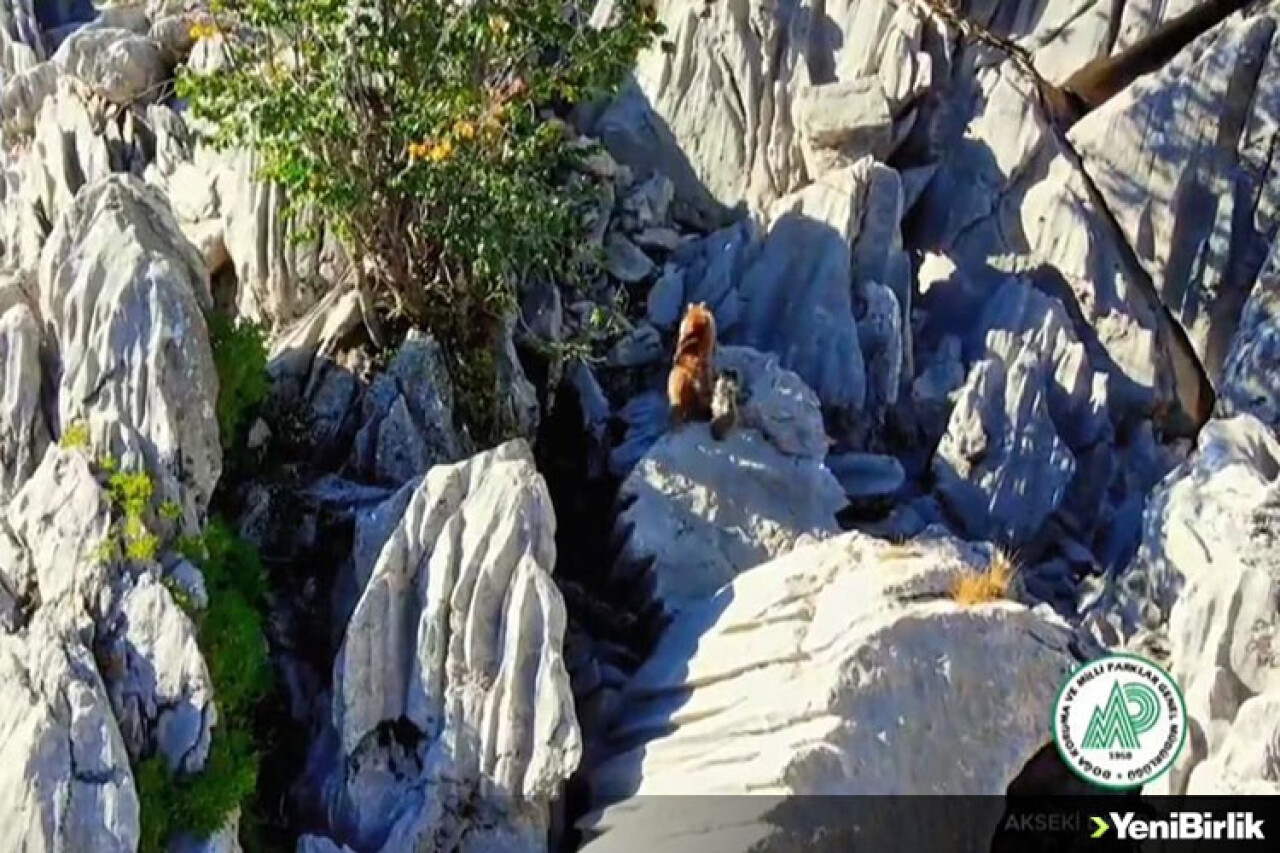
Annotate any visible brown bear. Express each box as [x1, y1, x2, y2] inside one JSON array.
[[667, 302, 716, 426]]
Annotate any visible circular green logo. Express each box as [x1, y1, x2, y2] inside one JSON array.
[[1052, 653, 1187, 790]]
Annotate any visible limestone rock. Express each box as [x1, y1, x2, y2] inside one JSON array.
[[933, 352, 1076, 545], [23, 79, 115, 233], [1068, 10, 1280, 385], [52, 27, 163, 106], [38, 175, 220, 524], [216, 148, 342, 328], [614, 420, 844, 616], [604, 233, 655, 283], [595, 0, 934, 221], [0, 281, 48, 506], [581, 531, 1077, 851], [0, 616, 139, 853], [794, 76, 892, 176], [858, 281, 904, 418], [107, 574, 215, 774], [7, 446, 112, 617], [1084, 415, 1280, 794], [827, 452, 905, 500], [351, 330, 466, 486], [607, 322, 661, 368], [1083, 415, 1280, 647], [331, 440, 578, 850], [1221, 241, 1280, 431], [714, 345, 829, 460], [736, 164, 873, 421]]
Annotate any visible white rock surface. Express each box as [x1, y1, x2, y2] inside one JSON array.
[[0, 615, 139, 853], [52, 27, 163, 106], [615, 421, 844, 616], [7, 445, 113, 617], [1068, 9, 1280, 384], [715, 346, 829, 460], [107, 574, 215, 774], [933, 351, 1076, 545], [351, 330, 466, 486], [332, 440, 579, 851], [217, 148, 342, 328], [1082, 415, 1280, 793], [38, 175, 220, 523], [581, 530, 1077, 851]]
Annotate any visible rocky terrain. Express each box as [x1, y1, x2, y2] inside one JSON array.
[[1, 0, 1279, 851]]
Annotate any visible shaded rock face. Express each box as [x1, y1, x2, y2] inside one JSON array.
[[0, 281, 49, 505], [351, 330, 467, 486], [1066, 10, 1280, 385], [916, 1, 1280, 432], [1221, 240, 1280, 430], [326, 440, 579, 852], [579, 530, 1078, 851]]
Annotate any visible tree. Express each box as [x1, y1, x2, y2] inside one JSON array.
[[181, 0, 660, 439]]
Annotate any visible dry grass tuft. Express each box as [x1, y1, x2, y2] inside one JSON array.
[[951, 547, 1018, 606]]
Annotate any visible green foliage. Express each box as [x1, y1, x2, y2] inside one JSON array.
[[59, 420, 91, 450], [179, 0, 660, 441], [208, 312, 269, 450], [137, 520, 271, 852]]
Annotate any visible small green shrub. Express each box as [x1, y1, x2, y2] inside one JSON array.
[[136, 725, 259, 852], [137, 520, 271, 853], [59, 420, 91, 450], [95, 469, 162, 566], [208, 312, 269, 450]]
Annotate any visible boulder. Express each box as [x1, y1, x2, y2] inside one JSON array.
[[614, 374, 843, 615], [216, 148, 342, 328], [106, 574, 215, 774], [52, 27, 163, 106], [24, 78, 114, 232], [714, 346, 829, 460], [594, 0, 933, 221], [794, 76, 893, 176], [6, 446, 112, 618], [826, 452, 905, 500], [330, 440, 578, 851], [1083, 415, 1280, 646], [581, 531, 1078, 851], [38, 175, 220, 524]]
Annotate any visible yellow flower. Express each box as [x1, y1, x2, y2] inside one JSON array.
[[488, 15, 510, 37], [407, 140, 430, 162], [189, 20, 219, 41], [428, 139, 454, 163], [453, 120, 476, 141]]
